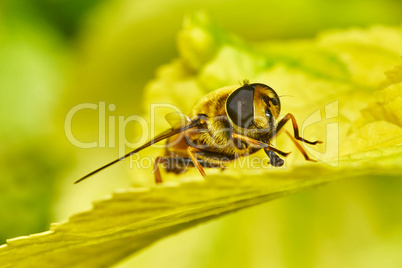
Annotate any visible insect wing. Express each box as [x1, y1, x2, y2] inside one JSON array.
[[165, 112, 191, 129], [74, 117, 201, 184]]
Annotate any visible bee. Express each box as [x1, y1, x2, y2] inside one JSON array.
[[75, 82, 322, 184]]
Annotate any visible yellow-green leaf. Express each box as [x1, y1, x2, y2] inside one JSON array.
[[1, 13, 402, 267], [0, 147, 401, 267]]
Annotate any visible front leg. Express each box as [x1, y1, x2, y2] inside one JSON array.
[[265, 149, 285, 167], [232, 133, 290, 157], [270, 113, 322, 145], [187, 146, 207, 178]]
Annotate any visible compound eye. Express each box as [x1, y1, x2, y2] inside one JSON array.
[[226, 85, 255, 128], [265, 109, 271, 119], [270, 98, 279, 106], [265, 109, 275, 130]]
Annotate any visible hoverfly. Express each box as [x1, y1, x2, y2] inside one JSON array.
[[75, 82, 322, 184]]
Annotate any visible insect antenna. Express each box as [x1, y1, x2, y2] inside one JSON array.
[[278, 95, 296, 99]]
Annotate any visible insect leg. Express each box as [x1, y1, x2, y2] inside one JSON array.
[[269, 113, 322, 145], [153, 156, 164, 183], [153, 154, 227, 183], [187, 146, 207, 178], [153, 156, 195, 183], [284, 130, 318, 162], [232, 133, 290, 157], [265, 149, 285, 167]]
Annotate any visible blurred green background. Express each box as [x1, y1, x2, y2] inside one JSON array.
[[0, 0, 401, 267]]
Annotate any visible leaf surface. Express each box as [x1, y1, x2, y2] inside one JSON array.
[[1, 13, 402, 267]]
